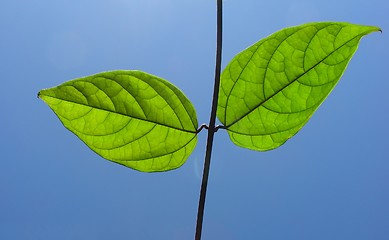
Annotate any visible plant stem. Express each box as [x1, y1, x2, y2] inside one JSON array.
[[195, 0, 223, 239]]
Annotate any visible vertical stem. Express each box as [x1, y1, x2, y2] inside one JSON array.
[[195, 0, 223, 240]]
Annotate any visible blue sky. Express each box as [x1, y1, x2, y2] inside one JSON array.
[[1, 0, 388, 239]]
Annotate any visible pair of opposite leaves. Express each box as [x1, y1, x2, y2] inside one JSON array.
[[39, 22, 380, 172]]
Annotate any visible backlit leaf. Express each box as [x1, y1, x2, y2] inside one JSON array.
[[217, 22, 380, 151], [39, 70, 198, 172]]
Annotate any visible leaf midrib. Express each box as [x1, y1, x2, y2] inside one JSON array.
[[225, 29, 369, 129], [39, 93, 198, 134]]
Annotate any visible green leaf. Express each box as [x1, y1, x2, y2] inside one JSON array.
[[217, 22, 380, 151], [39, 70, 198, 172]]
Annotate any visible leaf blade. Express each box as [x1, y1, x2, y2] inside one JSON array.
[[217, 22, 380, 151], [39, 70, 198, 172]]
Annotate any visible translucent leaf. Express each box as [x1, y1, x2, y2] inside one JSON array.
[[217, 22, 380, 151], [39, 70, 198, 172]]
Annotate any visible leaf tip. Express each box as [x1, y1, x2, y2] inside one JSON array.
[[371, 26, 382, 33], [37, 89, 47, 100]]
